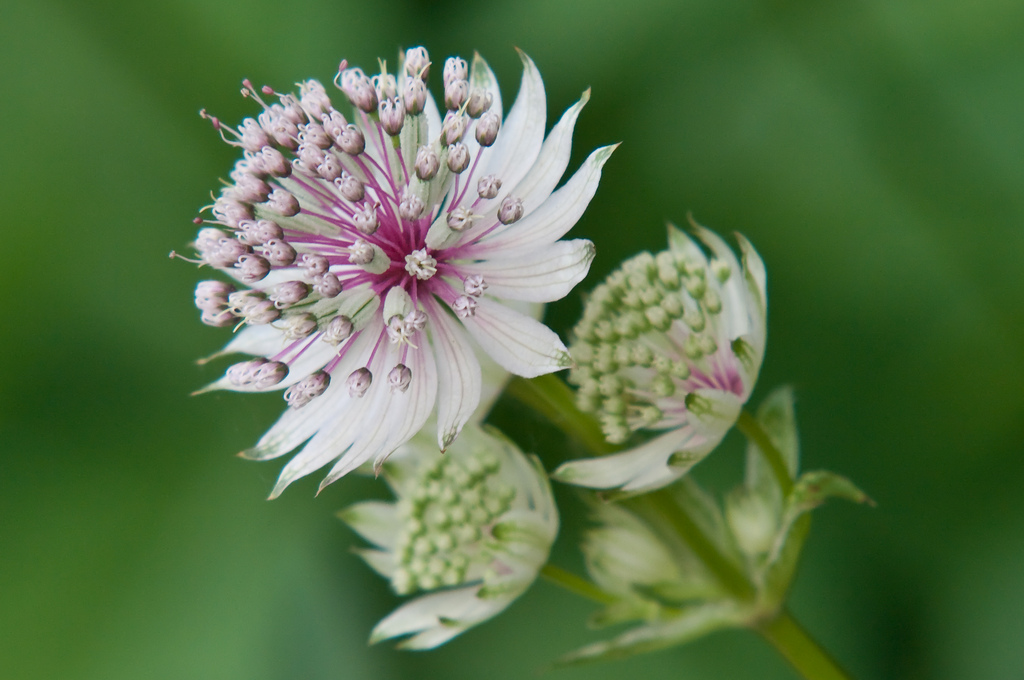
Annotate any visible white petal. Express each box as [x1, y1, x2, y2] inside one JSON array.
[[317, 334, 439, 490], [239, 321, 383, 463], [475, 50, 546, 198], [265, 320, 387, 497], [466, 144, 617, 258], [338, 500, 401, 549], [552, 428, 693, 492], [370, 586, 503, 650], [469, 52, 503, 122], [460, 298, 572, 378], [352, 548, 395, 580], [425, 298, 482, 450], [511, 89, 589, 214], [461, 239, 595, 302], [554, 390, 742, 493]]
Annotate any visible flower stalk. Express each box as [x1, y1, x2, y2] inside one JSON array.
[[736, 408, 793, 496], [513, 372, 854, 680], [755, 609, 854, 680]]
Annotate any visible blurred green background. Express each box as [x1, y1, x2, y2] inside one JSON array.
[[2, 0, 1023, 678]]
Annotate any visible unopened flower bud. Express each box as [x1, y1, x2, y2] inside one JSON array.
[[452, 295, 477, 319], [264, 188, 300, 216], [195, 280, 235, 310], [282, 312, 318, 339], [207, 236, 251, 268], [442, 111, 467, 145], [317, 153, 343, 181], [347, 367, 372, 397], [444, 79, 468, 110], [321, 110, 348, 142], [341, 68, 378, 113], [352, 202, 379, 235], [388, 364, 412, 393], [464, 274, 487, 297], [498, 195, 524, 224], [403, 79, 427, 115], [313, 272, 342, 298], [212, 196, 253, 228], [238, 117, 269, 152], [443, 56, 468, 86], [336, 125, 365, 155], [298, 121, 332, 149], [322, 315, 354, 344], [269, 280, 309, 309], [200, 308, 234, 327], [379, 96, 406, 136], [446, 205, 475, 231], [415, 146, 439, 180], [260, 239, 296, 267], [399, 189, 425, 221], [475, 111, 500, 147], [446, 143, 469, 173], [348, 238, 375, 265], [237, 253, 271, 283], [298, 83, 329, 121], [300, 253, 329, 277], [255, 146, 290, 177], [477, 174, 501, 199], [405, 46, 430, 80], [284, 371, 331, 408], [335, 172, 365, 202], [466, 89, 493, 118]]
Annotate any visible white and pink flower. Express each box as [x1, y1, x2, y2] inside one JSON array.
[[182, 47, 614, 497]]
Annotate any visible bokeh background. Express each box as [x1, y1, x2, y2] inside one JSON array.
[[3, 0, 1023, 678]]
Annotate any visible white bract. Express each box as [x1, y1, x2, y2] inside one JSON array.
[[340, 424, 558, 649], [553, 223, 767, 494], [184, 47, 614, 497]]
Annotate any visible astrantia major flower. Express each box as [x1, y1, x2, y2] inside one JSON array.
[[182, 47, 615, 497], [340, 423, 557, 649], [552, 222, 767, 494]]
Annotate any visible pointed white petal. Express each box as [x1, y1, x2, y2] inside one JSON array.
[[469, 51, 503, 121], [460, 298, 572, 378], [425, 299, 482, 450], [338, 500, 402, 549], [264, 319, 386, 497], [318, 336, 439, 490], [511, 89, 589, 214], [475, 50, 546, 198], [552, 429, 692, 491], [462, 239, 595, 302], [352, 548, 395, 580], [466, 144, 617, 257], [370, 587, 501, 649]]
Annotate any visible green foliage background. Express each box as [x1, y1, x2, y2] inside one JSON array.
[[2, 1, 1022, 678]]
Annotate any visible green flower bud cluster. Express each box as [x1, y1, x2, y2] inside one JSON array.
[[391, 450, 517, 595], [569, 248, 731, 443]]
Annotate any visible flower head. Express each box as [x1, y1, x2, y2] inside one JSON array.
[[552, 222, 767, 494], [182, 47, 615, 496], [340, 424, 558, 649]]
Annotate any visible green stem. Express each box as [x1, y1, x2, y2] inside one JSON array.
[[540, 564, 617, 605], [755, 610, 853, 680], [736, 409, 793, 496], [506, 374, 614, 455], [642, 490, 755, 601], [513, 376, 852, 679]]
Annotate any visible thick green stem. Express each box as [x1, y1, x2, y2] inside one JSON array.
[[755, 610, 853, 680], [736, 409, 793, 496], [540, 564, 617, 605]]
